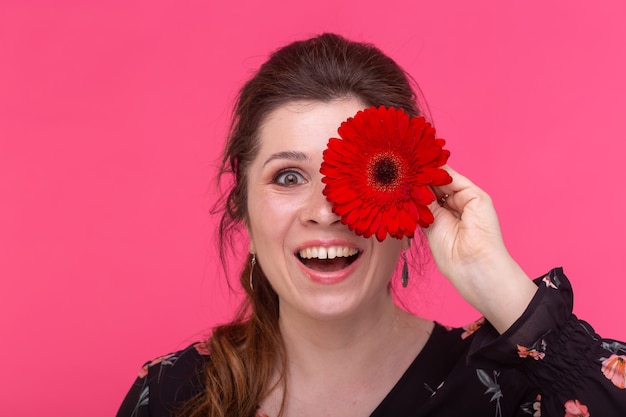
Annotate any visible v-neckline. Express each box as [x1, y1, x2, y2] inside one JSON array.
[[257, 322, 465, 417], [369, 322, 469, 416]]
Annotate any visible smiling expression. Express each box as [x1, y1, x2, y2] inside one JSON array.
[[246, 98, 405, 321]]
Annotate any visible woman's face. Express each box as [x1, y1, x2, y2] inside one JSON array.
[[246, 98, 404, 321]]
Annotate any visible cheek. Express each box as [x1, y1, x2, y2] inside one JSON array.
[[246, 194, 302, 286], [371, 241, 403, 275], [247, 191, 301, 250]]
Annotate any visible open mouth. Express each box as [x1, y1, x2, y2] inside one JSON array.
[[296, 246, 361, 272]]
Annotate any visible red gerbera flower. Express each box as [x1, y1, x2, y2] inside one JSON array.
[[320, 106, 452, 241]]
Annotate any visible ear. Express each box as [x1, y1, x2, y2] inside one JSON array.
[[243, 216, 256, 253]]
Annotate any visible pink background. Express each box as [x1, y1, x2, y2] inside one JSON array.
[[1, 1, 625, 415]]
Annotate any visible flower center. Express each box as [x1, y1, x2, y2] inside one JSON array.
[[368, 153, 402, 191]]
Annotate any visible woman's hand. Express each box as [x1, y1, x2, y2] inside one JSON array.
[[422, 166, 538, 334]]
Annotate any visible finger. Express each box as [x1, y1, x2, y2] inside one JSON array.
[[428, 185, 462, 217], [433, 165, 477, 196], [428, 193, 462, 221], [431, 165, 491, 214]]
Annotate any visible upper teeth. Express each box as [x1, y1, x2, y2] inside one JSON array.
[[298, 246, 359, 260]]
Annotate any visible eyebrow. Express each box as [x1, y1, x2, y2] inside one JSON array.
[[263, 151, 310, 166]]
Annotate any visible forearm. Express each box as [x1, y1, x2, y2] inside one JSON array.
[[448, 251, 537, 334]]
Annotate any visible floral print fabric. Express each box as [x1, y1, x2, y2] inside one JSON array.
[[116, 268, 626, 417]]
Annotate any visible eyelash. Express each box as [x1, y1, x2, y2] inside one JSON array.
[[272, 169, 306, 186]]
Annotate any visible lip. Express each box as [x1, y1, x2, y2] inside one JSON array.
[[294, 239, 363, 285]]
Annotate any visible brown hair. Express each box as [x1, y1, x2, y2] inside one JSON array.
[[184, 33, 422, 417]]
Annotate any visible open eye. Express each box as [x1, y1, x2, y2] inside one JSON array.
[[273, 170, 305, 186]]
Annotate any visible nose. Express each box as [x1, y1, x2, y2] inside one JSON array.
[[300, 180, 342, 226]]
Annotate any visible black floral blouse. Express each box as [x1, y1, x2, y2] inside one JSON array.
[[116, 268, 626, 417]]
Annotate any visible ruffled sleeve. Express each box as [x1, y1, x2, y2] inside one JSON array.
[[468, 267, 626, 416]]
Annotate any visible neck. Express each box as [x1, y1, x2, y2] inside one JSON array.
[[277, 293, 422, 375], [261, 296, 433, 417]]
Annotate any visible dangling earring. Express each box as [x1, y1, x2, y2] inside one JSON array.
[[401, 251, 409, 288], [249, 253, 256, 291]]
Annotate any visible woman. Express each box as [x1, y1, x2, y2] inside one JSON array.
[[117, 33, 626, 417]]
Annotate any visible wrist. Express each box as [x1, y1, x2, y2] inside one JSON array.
[[449, 252, 538, 334]]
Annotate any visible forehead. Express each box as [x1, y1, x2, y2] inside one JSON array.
[[257, 98, 367, 155]]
